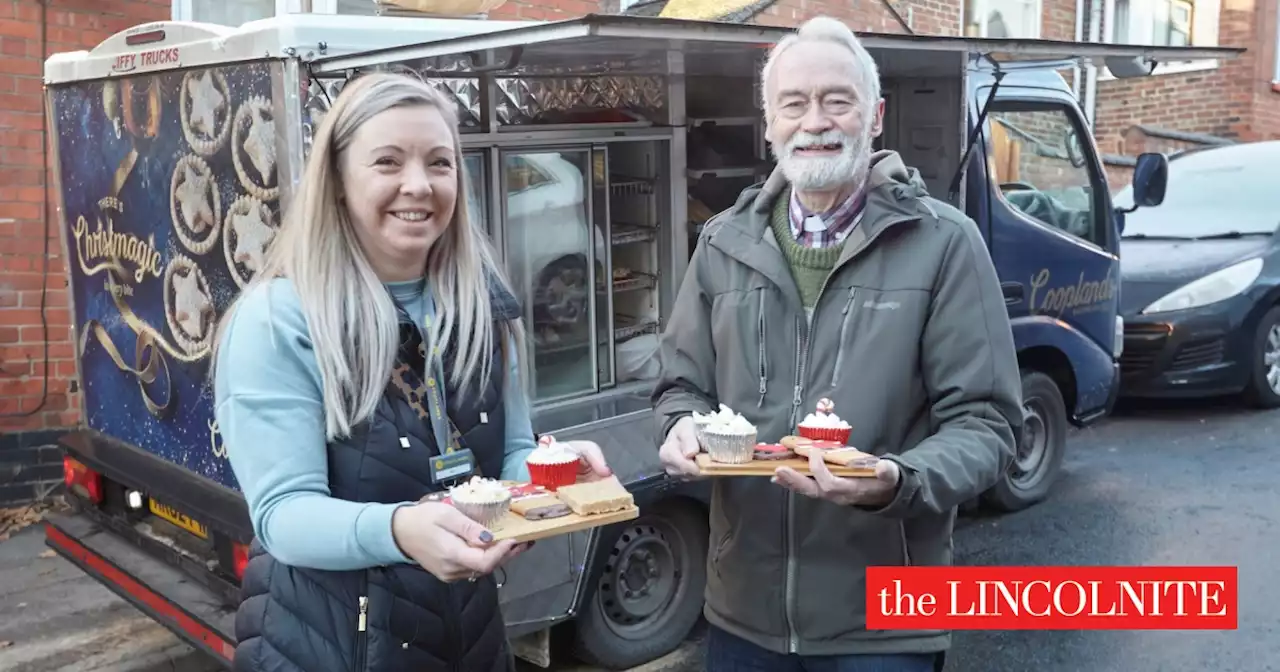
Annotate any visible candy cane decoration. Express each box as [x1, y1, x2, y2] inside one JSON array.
[[539, 435, 555, 447], [816, 398, 835, 415]]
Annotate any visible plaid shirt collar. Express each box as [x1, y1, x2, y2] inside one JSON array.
[[788, 187, 867, 249]]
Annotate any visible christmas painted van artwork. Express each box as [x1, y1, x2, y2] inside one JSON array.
[[49, 62, 281, 490]]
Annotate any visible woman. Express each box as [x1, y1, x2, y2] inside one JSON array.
[[211, 72, 612, 672]]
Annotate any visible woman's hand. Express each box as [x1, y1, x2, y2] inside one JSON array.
[[563, 440, 613, 482], [391, 501, 530, 582]]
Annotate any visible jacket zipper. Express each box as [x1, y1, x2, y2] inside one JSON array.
[[781, 217, 912, 654], [356, 592, 369, 671], [784, 317, 806, 654], [830, 288, 858, 387], [757, 289, 768, 408]]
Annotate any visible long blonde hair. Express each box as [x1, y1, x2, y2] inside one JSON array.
[[213, 71, 524, 441]]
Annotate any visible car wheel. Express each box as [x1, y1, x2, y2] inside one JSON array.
[[1243, 305, 1280, 409], [532, 255, 590, 346], [983, 370, 1067, 513], [571, 500, 708, 670]]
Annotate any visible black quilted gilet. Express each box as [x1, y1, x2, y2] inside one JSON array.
[[233, 283, 524, 672]]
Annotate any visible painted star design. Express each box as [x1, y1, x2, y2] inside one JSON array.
[[188, 72, 225, 138], [232, 204, 275, 273], [175, 164, 214, 233], [172, 268, 212, 339], [243, 107, 277, 182]]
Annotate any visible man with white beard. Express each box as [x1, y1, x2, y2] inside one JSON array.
[[652, 15, 1021, 671]]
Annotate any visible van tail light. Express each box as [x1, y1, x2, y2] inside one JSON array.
[[63, 456, 103, 504], [232, 542, 250, 581]]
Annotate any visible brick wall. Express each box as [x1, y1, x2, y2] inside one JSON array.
[[1041, 0, 1077, 41], [0, 1, 169, 496], [487, 0, 601, 20], [748, 0, 954, 35]]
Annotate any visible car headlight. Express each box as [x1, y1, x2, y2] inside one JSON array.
[[1141, 257, 1264, 315]]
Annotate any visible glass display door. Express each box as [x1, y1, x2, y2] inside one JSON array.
[[500, 141, 666, 403], [501, 149, 602, 400]]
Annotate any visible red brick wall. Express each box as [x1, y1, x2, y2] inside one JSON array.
[[1247, 0, 1280, 141], [488, 0, 601, 20], [1041, 0, 1078, 40], [749, 0, 954, 35], [0, 0, 168, 436]]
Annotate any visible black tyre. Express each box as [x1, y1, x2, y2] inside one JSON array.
[[1242, 306, 1280, 409], [983, 369, 1067, 513], [571, 500, 709, 670]]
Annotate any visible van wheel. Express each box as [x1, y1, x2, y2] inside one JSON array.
[[983, 370, 1067, 513], [571, 501, 708, 670], [1242, 306, 1280, 409]]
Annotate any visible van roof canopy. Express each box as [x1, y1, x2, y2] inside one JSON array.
[[43, 13, 541, 84], [309, 13, 1244, 79], [44, 12, 1244, 85]]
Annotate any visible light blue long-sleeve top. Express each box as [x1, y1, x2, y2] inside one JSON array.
[[212, 277, 536, 571]]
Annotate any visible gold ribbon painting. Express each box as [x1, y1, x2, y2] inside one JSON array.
[[78, 76, 210, 420]]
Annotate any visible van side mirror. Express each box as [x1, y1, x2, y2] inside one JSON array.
[[1122, 152, 1168, 212]]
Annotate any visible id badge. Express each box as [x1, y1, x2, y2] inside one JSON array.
[[429, 448, 477, 485]]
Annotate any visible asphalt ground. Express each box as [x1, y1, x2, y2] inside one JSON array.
[[1, 396, 1273, 671]]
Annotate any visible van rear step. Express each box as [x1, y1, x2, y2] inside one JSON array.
[[44, 512, 237, 669]]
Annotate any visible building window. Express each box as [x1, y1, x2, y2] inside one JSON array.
[[1152, 0, 1193, 45], [173, 0, 284, 25], [310, 0, 382, 13], [1112, 0, 1217, 48], [964, 0, 1042, 39]]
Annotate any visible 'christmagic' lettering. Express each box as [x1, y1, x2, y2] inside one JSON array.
[[73, 210, 163, 284]]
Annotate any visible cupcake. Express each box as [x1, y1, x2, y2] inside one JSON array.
[[692, 404, 740, 451], [701, 408, 758, 464], [797, 398, 852, 444], [448, 476, 512, 526], [525, 435, 582, 491]]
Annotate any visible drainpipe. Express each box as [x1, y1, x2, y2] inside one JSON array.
[[1083, 0, 1104, 126], [1073, 0, 1086, 99]]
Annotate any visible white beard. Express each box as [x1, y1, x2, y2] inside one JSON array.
[[774, 129, 872, 192]]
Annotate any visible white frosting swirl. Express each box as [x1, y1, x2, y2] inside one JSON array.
[[527, 435, 580, 465], [799, 412, 851, 429], [693, 403, 738, 427], [699, 404, 756, 435], [449, 476, 510, 503]]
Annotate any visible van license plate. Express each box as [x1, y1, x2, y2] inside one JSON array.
[[148, 499, 209, 539]]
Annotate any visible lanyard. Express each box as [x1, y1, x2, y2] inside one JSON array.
[[393, 292, 462, 455]]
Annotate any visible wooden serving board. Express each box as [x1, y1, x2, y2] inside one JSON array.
[[695, 453, 876, 478], [488, 505, 640, 543]]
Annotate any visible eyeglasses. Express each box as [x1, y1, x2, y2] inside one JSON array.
[[773, 93, 860, 121]]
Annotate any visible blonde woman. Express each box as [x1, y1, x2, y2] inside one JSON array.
[[212, 72, 612, 672]]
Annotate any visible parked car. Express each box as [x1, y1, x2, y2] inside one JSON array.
[[1115, 140, 1280, 407]]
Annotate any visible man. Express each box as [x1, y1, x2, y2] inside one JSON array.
[[652, 15, 1022, 671]]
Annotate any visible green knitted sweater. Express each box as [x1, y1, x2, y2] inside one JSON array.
[[768, 190, 844, 309]]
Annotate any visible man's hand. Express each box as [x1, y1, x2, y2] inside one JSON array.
[[658, 416, 703, 480], [772, 446, 901, 507]]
